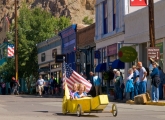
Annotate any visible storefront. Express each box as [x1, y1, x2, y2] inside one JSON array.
[[76, 23, 96, 78], [37, 36, 62, 80], [59, 25, 77, 71]]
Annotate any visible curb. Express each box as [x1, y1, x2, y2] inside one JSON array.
[[145, 101, 165, 106], [126, 100, 165, 106]]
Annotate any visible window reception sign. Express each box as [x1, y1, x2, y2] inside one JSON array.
[[118, 46, 137, 62]]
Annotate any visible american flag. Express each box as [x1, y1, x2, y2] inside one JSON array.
[[63, 63, 92, 93], [8, 44, 14, 57]]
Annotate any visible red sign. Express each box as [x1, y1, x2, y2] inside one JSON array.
[[130, 0, 147, 6]]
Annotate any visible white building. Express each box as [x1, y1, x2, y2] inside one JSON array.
[[95, 0, 161, 84], [124, 0, 165, 72], [37, 36, 62, 80]]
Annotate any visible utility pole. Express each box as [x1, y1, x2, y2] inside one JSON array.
[[148, 0, 155, 47], [15, 0, 18, 80]]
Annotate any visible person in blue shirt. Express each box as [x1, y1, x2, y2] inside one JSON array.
[[132, 65, 140, 96], [93, 73, 102, 96], [74, 84, 87, 99], [150, 62, 160, 102], [158, 66, 165, 100]]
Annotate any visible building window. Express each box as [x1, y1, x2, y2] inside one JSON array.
[[41, 53, 46, 62], [102, 47, 107, 63], [113, 0, 116, 31], [98, 49, 102, 64], [52, 49, 57, 58], [103, 0, 108, 34]]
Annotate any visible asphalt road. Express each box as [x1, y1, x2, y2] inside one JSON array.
[[0, 95, 165, 120]]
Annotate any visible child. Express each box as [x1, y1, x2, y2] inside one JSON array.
[[74, 83, 87, 99], [70, 83, 78, 99]]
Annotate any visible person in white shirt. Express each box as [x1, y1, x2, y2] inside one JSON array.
[[37, 75, 45, 97]]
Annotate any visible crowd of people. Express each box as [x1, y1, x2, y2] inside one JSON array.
[[36, 75, 61, 97], [123, 61, 165, 102], [35, 60, 165, 102]]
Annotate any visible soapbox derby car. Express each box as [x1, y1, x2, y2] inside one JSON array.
[[62, 84, 118, 117]]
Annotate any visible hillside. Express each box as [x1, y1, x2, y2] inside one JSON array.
[[0, 0, 95, 27]]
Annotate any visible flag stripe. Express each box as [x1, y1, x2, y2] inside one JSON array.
[[63, 63, 92, 93], [8, 45, 14, 57], [72, 71, 91, 88]]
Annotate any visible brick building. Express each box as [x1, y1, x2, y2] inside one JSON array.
[[76, 23, 95, 79]]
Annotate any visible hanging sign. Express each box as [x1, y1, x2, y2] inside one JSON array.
[[118, 46, 138, 62], [147, 47, 160, 60]]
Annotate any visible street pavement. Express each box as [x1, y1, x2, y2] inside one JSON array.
[[0, 95, 165, 120]]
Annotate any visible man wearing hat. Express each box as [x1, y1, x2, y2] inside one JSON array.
[[137, 62, 147, 94]]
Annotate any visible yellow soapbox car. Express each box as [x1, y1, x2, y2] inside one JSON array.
[[62, 84, 118, 117]]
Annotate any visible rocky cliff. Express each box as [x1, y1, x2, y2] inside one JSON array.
[[0, 0, 95, 28]]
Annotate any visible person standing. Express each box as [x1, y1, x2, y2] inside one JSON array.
[[132, 65, 140, 96], [1, 82, 6, 95], [150, 62, 160, 102], [158, 66, 164, 100], [44, 78, 49, 95], [125, 68, 134, 100], [37, 75, 45, 97], [113, 71, 122, 100], [49, 76, 55, 96], [11, 77, 19, 95], [113, 69, 117, 99], [137, 62, 147, 94], [92, 73, 102, 96], [88, 71, 96, 97]]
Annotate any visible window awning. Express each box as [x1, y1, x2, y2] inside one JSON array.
[[95, 63, 107, 72], [112, 59, 125, 69]]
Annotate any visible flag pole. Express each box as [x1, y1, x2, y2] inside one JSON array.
[[63, 56, 66, 82]]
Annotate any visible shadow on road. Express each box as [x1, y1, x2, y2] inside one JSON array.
[[15, 95, 63, 99], [55, 113, 99, 117]]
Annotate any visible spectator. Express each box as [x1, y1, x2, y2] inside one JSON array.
[[132, 65, 140, 96], [88, 71, 96, 97], [92, 72, 102, 96], [137, 62, 147, 94], [158, 66, 164, 100], [1, 82, 6, 95], [44, 78, 49, 95], [49, 76, 55, 95], [11, 77, 19, 95], [37, 75, 45, 97], [114, 71, 122, 100], [125, 68, 134, 100], [150, 62, 160, 102]]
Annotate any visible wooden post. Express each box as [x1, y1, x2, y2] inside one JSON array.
[[148, 0, 155, 47]]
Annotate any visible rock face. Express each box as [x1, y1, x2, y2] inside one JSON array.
[[0, 0, 95, 24], [0, 0, 95, 43]]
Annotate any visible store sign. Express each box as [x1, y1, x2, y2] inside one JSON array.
[[130, 0, 147, 6], [61, 28, 75, 38], [118, 46, 138, 62], [107, 43, 117, 56], [147, 47, 160, 60], [55, 54, 66, 63], [155, 42, 163, 53], [94, 50, 100, 59]]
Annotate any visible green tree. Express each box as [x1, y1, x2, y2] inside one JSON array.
[[0, 3, 71, 93], [82, 16, 93, 25]]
